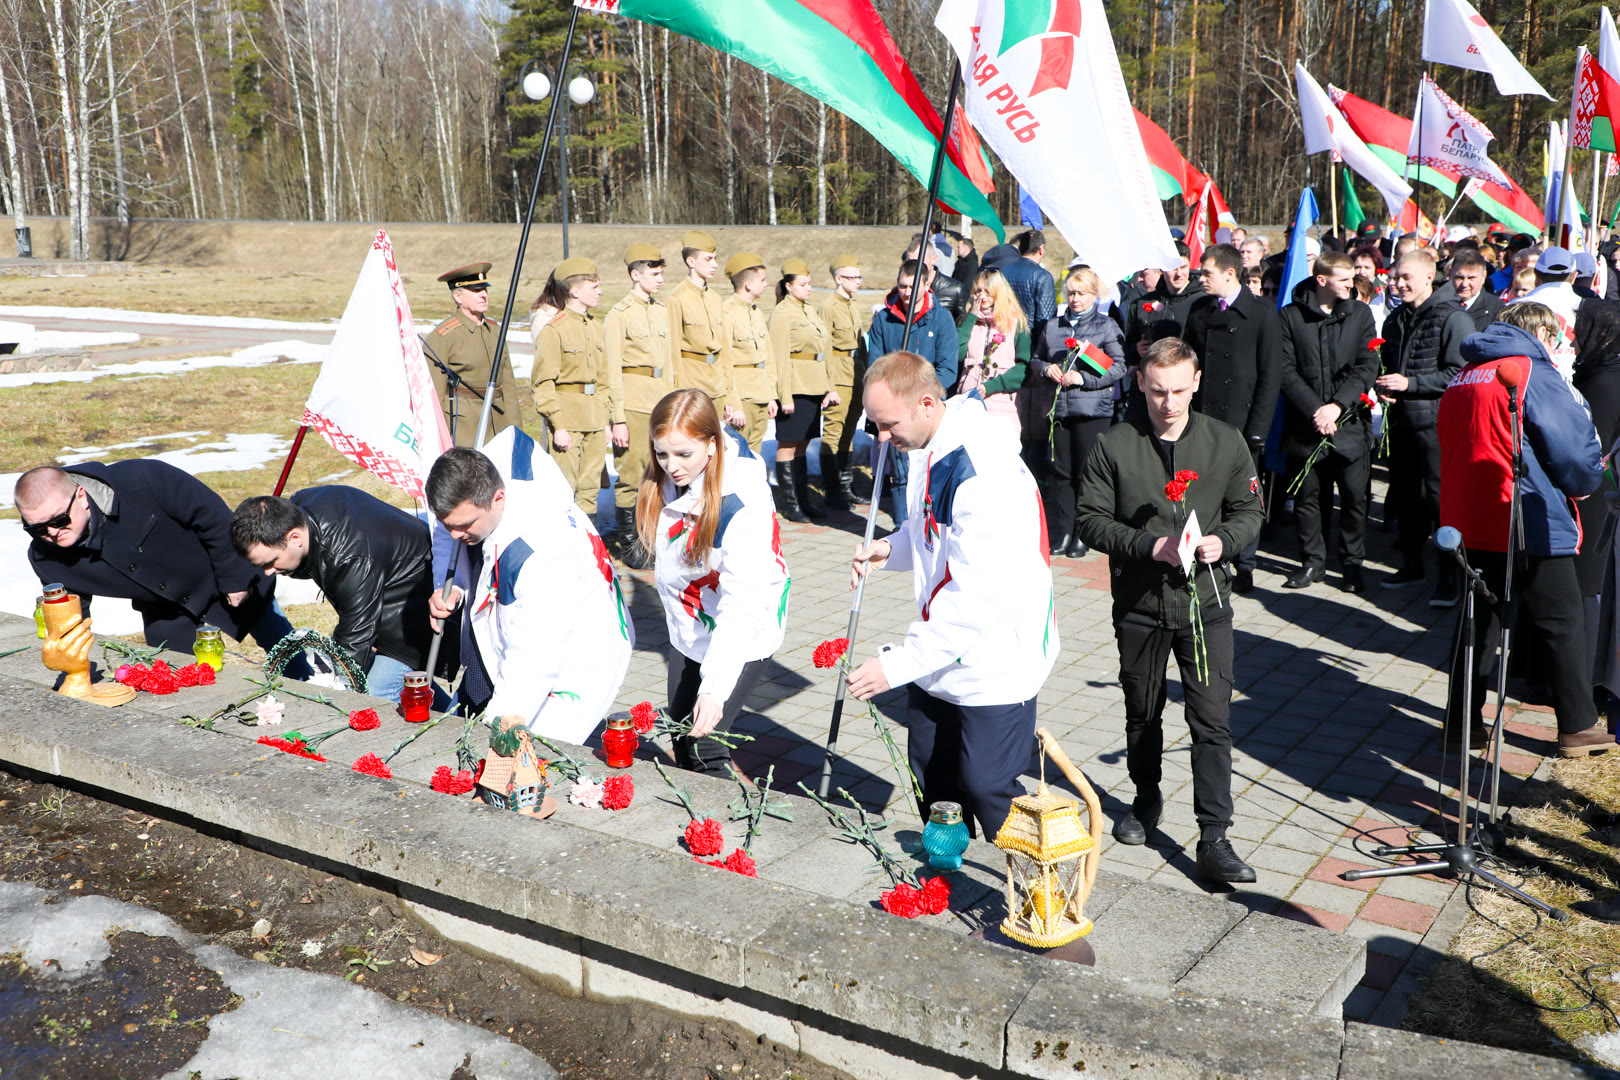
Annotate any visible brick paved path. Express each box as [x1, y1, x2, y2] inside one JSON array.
[[606, 476, 1558, 1024]]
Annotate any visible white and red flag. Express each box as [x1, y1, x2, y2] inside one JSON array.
[[1407, 74, 1513, 187], [1185, 181, 1218, 266], [1422, 0, 1551, 99], [935, 0, 1178, 283], [301, 230, 454, 502], [1295, 62, 1412, 220]]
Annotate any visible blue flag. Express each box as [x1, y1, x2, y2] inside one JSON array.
[[1019, 188, 1044, 229], [1278, 187, 1319, 311]]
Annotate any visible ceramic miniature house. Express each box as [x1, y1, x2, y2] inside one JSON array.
[[476, 718, 552, 817]]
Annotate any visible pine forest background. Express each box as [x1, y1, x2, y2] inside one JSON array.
[[2, 0, 1607, 261]]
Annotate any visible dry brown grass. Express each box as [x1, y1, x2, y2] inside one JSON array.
[[1403, 754, 1620, 1064]]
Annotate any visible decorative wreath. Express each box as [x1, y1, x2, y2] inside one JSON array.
[[261, 628, 369, 694]]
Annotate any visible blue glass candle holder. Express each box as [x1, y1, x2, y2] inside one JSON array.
[[923, 801, 970, 871]]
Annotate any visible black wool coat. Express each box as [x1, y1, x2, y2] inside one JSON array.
[[1184, 286, 1285, 444]]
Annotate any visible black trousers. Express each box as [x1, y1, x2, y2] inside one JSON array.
[[1048, 415, 1112, 541], [1290, 449, 1371, 569], [906, 686, 1038, 841], [1390, 419, 1442, 567], [667, 653, 771, 776], [1454, 550, 1599, 735], [1116, 610, 1235, 837]]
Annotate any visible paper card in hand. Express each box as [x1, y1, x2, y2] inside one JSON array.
[[1177, 509, 1202, 574]]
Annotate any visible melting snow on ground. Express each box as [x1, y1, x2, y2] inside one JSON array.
[[0, 881, 557, 1079], [17, 330, 143, 353], [0, 339, 330, 388]]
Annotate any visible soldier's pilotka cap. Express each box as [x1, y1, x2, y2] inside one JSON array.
[[725, 252, 766, 278], [624, 243, 664, 266], [438, 263, 492, 289], [830, 253, 861, 276], [781, 258, 811, 278], [682, 230, 717, 253], [554, 256, 598, 279]]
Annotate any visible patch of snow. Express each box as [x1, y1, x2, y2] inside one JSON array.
[[0, 519, 144, 634], [0, 305, 340, 332], [0, 881, 555, 1079], [55, 431, 213, 468], [0, 339, 327, 388], [1579, 1032, 1620, 1069], [21, 330, 141, 353]]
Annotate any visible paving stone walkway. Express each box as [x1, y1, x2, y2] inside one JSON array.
[[607, 475, 1553, 1028]]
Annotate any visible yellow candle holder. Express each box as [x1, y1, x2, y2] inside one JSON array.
[[39, 584, 136, 707]]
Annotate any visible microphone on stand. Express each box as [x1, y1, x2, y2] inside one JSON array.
[[1435, 526, 1498, 607], [1496, 359, 1523, 411]]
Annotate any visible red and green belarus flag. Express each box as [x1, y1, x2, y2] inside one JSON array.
[[1134, 108, 1236, 226], [1328, 83, 1542, 236], [1574, 46, 1620, 153], [1075, 341, 1113, 378], [575, 0, 1003, 238]]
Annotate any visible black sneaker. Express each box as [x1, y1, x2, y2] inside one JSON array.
[[1429, 578, 1460, 609], [1195, 838, 1257, 883], [1112, 799, 1161, 846], [1382, 565, 1426, 589]]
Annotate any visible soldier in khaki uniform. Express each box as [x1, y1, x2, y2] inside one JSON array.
[[816, 254, 869, 509], [770, 258, 837, 522], [721, 252, 777, 454], [427, 263, 520, 446], [602, 242, 676, 568], [667, 230, 744, 429], [532, 256, 613, 518]]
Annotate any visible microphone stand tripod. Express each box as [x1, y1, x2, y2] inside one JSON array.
[[1342, 378, 1566, 920]]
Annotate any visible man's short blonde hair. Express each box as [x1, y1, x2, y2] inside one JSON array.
[[1396, 248, 1439, 277], [1142, 337, 1200, 371], [865, 350, 945, 404]]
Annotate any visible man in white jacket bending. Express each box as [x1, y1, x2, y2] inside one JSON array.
[[426, 447, 632, 743], [848, 351, 1059, 839]]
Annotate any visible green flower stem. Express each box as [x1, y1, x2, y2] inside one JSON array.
[[245, 675, 344, 715], [837, 658, 924, 810], [654, 760, 700, 822], [796, 782, 917, 888]]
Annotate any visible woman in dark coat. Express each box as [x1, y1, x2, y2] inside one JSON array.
[[1574, 301, 1620, 699], [1031, 266, 1127, 558]]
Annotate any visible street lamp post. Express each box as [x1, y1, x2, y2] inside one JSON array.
[[530, 70, 596, 257]]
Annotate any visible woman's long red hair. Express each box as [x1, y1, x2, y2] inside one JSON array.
[[635, 389, 727, 567]]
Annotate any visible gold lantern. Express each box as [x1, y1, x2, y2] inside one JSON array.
[[992, 728, 1103, 949]]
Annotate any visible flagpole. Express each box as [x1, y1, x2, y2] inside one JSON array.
[[1560, 52, 1583, 249], [271, 425, 310, 497], [1592, 151, 1604, 249], [1330, 164, 1340, 239], [817, 58, 962, 801], [424, 4, 583, 688]]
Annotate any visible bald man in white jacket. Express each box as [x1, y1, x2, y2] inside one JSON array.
[[849, 351, 1058, 840]]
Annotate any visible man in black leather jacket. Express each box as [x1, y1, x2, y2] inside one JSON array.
[[231, 487, 440, 702]]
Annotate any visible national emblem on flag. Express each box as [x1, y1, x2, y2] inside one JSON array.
[[1574, 46, 1620, 153]]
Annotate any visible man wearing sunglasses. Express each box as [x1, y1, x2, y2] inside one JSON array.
[[14, 461, 303, 667]]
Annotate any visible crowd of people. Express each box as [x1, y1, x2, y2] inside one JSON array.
[[14, 216, 1620, 891]]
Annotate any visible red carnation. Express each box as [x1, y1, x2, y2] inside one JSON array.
[[919, 876, 951, 915], [151, 659, 172, 677], [352, 753, 392, 779], [630, 701, 658, 734], [143, 668, 180, 695], [1360, 392, 1376, 407], [1064, 337, 1080, 349], [257, 735, 326, 763], [118, 664, 150, 689], [812, 638, 850, 669], [723, 849, 757, 877], [1143, 300, 1160, 312], [879, 883, 925, 918], [1165, 480, 1190, 503], [602, 774, 634, 810], [176, 664, 199, 687], [349, 708, 381, 731], [473, 759, 485, 785], [1175, 470, 1198, 484], [431, 765, 476, 794], [1368, 337, 1386, 351], [685, 817, 724, 856]]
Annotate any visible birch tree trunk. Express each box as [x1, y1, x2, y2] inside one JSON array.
[[162, 14, 204, 218], [816, 100, 826, 227], [634, 20, 652, 223], [269, 0, 314, 219], [0, 0, 30, 238], [722, 53, 734, 223], [44, 0, 87, 255], [187, 0, 226, 214], [763, 70, 776, 227]]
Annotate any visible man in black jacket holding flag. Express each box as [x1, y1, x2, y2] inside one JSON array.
[[1278, 251, 1380, 593]]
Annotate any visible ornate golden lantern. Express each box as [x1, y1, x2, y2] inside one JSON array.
[[992, 728, 1103, 949]]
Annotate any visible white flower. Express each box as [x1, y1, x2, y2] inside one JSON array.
[[301, 940, 324, 957], [569, 777, 604, 809], [255, 695, 284, 726]]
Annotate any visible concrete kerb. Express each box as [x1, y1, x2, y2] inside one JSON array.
[[0, 664, 1595, 1078]]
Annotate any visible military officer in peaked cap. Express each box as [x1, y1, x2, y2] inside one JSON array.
[[817, 253, 869, 508], [668, 230, 745, 430], [427, 262, 521, 447], [602, 242, 676, 566]]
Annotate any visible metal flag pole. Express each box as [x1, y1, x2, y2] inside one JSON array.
[[424, 5, 583, 686], [818, 59, 963, 800]]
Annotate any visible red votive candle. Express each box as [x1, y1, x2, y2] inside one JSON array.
[[400, 671, 433, 723], [602, 714, 638, 769]]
